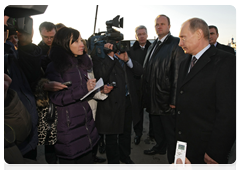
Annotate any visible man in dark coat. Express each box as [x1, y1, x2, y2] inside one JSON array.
[[177, 18, 235, 164], [4, 17, 39, 161], [209, 25, 235, 55], [127, 25, 152, 145], [92, 43, 143, 164], [38, 21, 56, 72], [142, 15, 186, 164], [37, 22, 61, 164]]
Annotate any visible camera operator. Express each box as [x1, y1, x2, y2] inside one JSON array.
[[92, 42, 143, 164], [4, 5, 67, 162], [4, 16, 40, 167], [4, 14, 39, 161]]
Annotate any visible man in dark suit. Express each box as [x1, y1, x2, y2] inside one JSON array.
[[92, 43, 143, 164], [142, 15, 186, 164], [177, 18, 236, 164], [209, 25, 235, 55], [128, 25, 152, 145]]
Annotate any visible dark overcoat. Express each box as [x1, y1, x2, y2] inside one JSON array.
[[46, 46, 99, 159], [216, 42, 235, 55], [176, 45, 236, 164], [128, 40, 151, 92], [92, 54, 143, 134], [142, 34, 186, 115], [5, 43, 39, 155]]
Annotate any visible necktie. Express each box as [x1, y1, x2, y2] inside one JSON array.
[[153, 40, 161, 52], [190, 56, 197, 70], [149, 40, 161, 61]]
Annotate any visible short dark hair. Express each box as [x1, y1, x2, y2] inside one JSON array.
[[156, 14, 170, 25], [39, 21, 56, 33], [55, 23, 66, 31], [187, 18, 209, 40], [208, 25, 218, 34]]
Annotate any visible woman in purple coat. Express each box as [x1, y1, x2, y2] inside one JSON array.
[[45, 27, 99, 164]]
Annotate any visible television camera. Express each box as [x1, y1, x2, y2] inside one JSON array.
[[4, 5, 48, 75], [88, 15, 130, 58], [4, 5, 48, 35]]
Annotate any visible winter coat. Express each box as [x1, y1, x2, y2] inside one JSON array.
[[45, 46, 99, 159], [87, 59, 108, 120], [176, 46, 236, 163], [4, 89, 36, 164], [216, 42, 235, 55], [38, 41, 52, 72], [4, 43, 39, 155], [92, 54, 143, 134], [142, 34, 186, 115], [128, 40, 151, 92], [129, 40, 151, 66], [18, 43, 43, 92], [4, 88, 32, 146]]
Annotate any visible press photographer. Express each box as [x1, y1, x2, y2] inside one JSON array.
[[4, 5, 48, 163], [91, 16, 144, 163]]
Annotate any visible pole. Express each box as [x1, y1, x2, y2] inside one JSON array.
[[93, 5, 98, 34]]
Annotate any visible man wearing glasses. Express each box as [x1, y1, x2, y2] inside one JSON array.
[[38, 21, 56, 71], [38, 21, 57, 163]]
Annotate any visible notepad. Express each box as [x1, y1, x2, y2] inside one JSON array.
[[80, 78, 104, 100]]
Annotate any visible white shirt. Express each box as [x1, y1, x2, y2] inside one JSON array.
[[140, 44, 145, 49], [149, 33, 169, 60], [188, 44, 211, 72]]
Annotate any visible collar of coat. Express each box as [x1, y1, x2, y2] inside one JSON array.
[[49, 45, 92, 71], [132, 40, 151, 51]]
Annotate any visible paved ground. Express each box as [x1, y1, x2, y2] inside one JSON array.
[[36, 109, 168, 164]]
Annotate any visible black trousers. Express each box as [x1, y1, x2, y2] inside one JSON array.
[[151, 114, 176, 164], [105, 96, 132, 164], [45, 145, 57, 164], [22, 147, 37, 161], [134, 109, 154, 137], [58, 150, 93, 164], [133, 88, 154, 138], [92, 140, 99, 158]]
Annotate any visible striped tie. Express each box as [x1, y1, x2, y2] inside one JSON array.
[[190, 56, 197, 70]]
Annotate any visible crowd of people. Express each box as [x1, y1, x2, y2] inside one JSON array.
[[4, 6, 236, 165]]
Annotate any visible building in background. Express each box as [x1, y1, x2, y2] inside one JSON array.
[[228, 37, 236, 52]]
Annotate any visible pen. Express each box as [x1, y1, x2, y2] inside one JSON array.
[[84, 74, 89, 81]]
